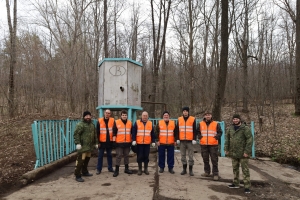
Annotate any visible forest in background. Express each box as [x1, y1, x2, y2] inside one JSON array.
[[0, 0, 299, 121], [0, 2, 299, 191]]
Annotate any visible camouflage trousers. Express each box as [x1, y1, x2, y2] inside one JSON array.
[[231, 157, 251, 189]]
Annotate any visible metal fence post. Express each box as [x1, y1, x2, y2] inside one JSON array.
[[251, 121, 255, 158]]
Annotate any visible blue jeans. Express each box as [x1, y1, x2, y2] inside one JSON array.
[[97, 148, 113, 171], [158, 145, 174, 169]]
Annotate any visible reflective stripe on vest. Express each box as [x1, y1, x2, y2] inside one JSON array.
[[199, 121, 218, 145], [158, 120, 175, 144], [98, 117, 114, 142], [178, 116, 195, 140], [136, 120, 152, 144], [115, 119, 132, 143]]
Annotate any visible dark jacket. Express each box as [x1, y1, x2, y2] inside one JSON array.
[[97, 118, 113, 149], [132, 119, 156, 143], [113, 119, 132, 148], [175, 115, 197, 141], [196, 120, 223, 141], [155, 120, 177, 146]]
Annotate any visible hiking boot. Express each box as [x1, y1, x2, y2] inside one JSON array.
[[96, 170, 101, 175], [228, 184, 240, 188], [159, 168, 164, 173], [168, 168, 175, 174], [181, 164, 187, 175], [244, 188, 251, 194], [75, 176, 84, 182], [213, 175, 219, 181], [189, 165, 194, 176], [138, 163, 142, 176], [82, 172, 93, 176], [201, 172, 210, 177]]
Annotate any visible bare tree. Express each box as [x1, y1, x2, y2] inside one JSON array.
[[212, 0, 228, 121], [296, 0, 300, 115], [104, 0, 108, 57], [274, 0, 300, 115], [149, 0, 172, 117], [6, 0, 17, 118]]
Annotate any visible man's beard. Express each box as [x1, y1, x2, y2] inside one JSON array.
[[233, 121, 241, 125], [84, 119, 92, 123]]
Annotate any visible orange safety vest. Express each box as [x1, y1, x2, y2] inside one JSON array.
[[199, 121, 218, 145], [136, 120, 152, 144], [115, 119, 132, 143], [178, 116, 195, 140], [158, 120, 175, 144], [98, 117, 114, 142]]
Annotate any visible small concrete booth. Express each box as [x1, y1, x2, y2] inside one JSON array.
[[97, 58, 143, 122]]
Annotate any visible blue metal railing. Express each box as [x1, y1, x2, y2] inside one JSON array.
[[31, 118, 255, 169]]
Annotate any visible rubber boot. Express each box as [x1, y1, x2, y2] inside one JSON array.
[[144, 162, 149, 175], [74, 154, 84, 177], [82, 157, 93, 176], [124, 164, 133, 174], [189, 165, 194, 176], [181, 164, 187, 175], [113, 165, 119, 177], [138, 163, 142, 176]]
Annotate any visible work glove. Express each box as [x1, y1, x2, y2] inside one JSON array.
[[76, 144, 82, 150], [176, 140, 180, 145], [151, 143, 155, 147], [95, 144, 98, 149], [132, 141, 137, 146], [192, 140, 197, 145], [214, 136, 220, 140]]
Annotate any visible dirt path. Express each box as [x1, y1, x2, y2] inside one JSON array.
[[2, 149, 300, 200]]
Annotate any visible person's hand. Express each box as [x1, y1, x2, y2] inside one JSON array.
[[95, 144, 98, 149], [152, 143, 155, 147], [192, 140, 196, 145], [176, 140, 180, 145], [76, 144, 82, 150], [214, 136, 220, 140], [243, 153, 249, 157], [113, 136, 116, 142], [132, 141, 137, 146], [157, 142, 160, 146], [225, 151, 229, 155]]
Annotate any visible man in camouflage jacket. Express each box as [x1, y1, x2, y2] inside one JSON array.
[[74, 111, 98, 182], [225, 114, 253, 194]]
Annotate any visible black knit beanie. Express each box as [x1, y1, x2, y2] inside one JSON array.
[[83, 111, 91, 118], [182, 107, 189, 112], [232, 114, 241, 120]]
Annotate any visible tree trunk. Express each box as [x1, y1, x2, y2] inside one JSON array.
[[295, 0, 300, 115], [188, 0, 195, 109], [212, 0, 228, 121], [6, 0, 17, 118], [150, 0, 171, 117], [104, 0, 108, 58]]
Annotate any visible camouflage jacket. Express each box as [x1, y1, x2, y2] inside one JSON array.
[[224, 123, 253, 158], [74, 120, 97, 153]]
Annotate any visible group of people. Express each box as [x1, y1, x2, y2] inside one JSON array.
[[73, 107, 253, 194]]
